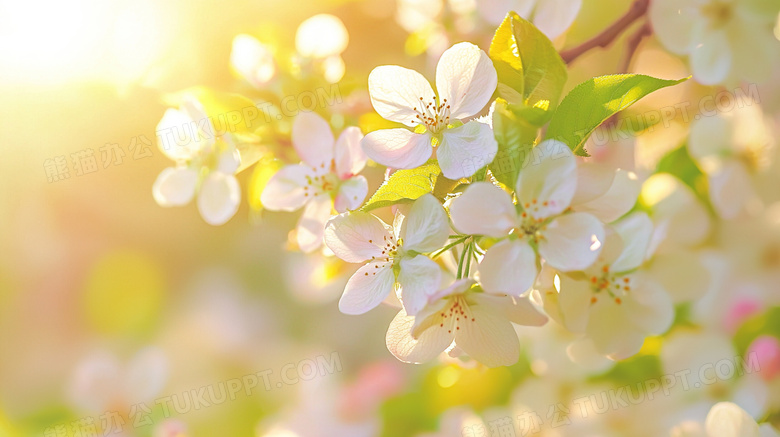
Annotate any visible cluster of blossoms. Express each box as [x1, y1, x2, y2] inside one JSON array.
[[149, 4, 780, 435]]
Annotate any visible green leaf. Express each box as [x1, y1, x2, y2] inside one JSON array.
[[488, 99, 538, 188], [545, 74, 689, 156], [361, 160, 442, 212], [489, 12, 567, 125]]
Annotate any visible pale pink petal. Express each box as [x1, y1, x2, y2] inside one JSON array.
[[334, 126, 367, 179], [575, 169, 640, 223], [538, 212, 605, 272], [516, 140, 577, 219], [153, 167, 198, 207], [556, 275, 593, 333], [435, 42, 497, 119], [475, 293, 548, 327], [571, 162, 615, 205], [478, 240, 537, 296], [705, 402, 760, 437], [324, 212, 394, 263], [690, 30, 732, 85], [260, 164, 313, 212], [292, 111, 335, 168], [708, 160, 754, 219], [334, 176, 369, 213], [339, 263, 395, 315], [398, 194, 450, 253], [449, 182, 518, 237], [368, 65, 435, 127], [455, 303, 520, 367], [649, 0, 699, 55], [398, 255, 442, 316], [532, 0, 582, 39], [361, 129, 433, 169], [197, 173, 240, 226], [386, 307, 454, 364], [437, 120, 498, 179], [296, 194, 333, 253], [610, 212, 653, 272]]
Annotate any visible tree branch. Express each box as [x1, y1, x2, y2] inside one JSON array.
[[618, 20, 653, 73], [559, 0, 650, 64]]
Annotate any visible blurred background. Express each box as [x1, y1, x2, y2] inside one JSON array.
[[1, 0, 779, 436]]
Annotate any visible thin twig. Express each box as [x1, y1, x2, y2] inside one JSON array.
[[619, 21, 653, 73], [559, 0, 650, 64]]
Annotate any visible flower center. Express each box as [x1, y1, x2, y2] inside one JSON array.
[[438, 296, 476, 334], [588, 265, 631, 305], [701, 1, 732, 28], [303, 163, 340, 197], [412, 95, 451, 134]]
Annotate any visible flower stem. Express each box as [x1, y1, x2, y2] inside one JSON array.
[[433, 235, 469, 259]]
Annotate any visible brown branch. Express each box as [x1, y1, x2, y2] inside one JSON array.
[[618, 20, 653, 73], [559, 0, 650, 64]]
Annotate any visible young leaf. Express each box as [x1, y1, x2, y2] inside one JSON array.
[[545, 74, 688, 156], [489, 12, 567, 125], [361, 161, 442, 212], [488, 99, 538, 188]]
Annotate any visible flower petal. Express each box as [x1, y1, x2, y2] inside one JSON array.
[[705, 402, 760, 437], [538, 212, 605, 272], [334, 126, 367, 179], [398, 255, 442, 316], [475, 293, 548, 327], [516, 140, 577, 219], [323, 212, 394, 263], [152, 167, 198, 207], [610, 212, 653, 272], [386, 307, 454, 364], [449, 182, 518, 237], [334, 175, 369, 213], [197, 173, 240, 226], [690, 29, 732, 85], [296, 194, 333, 253], [688, 113, 733, 163], [585, 297, 649, 359], [216, 146, 241, 174], [708, 160, 754, 219], [435, 42, 497, 119], [648, 0, 699, 55], [575, 169, 640, 223], [339, 263, 395, 315], [260, 164, 312, 212], [649, 251, 711, 303], [478, 240, 537, 296], [556, 275, 593, 333], [532, 0, 582, 39], [623, 274, 674, 335], [361, 129, 433, 169], [292, 111, 335, 168], [455, 303, 520, 367], [437, 120, 498, 179], [156, 106, 211, 162], [571, 162, 616, 206], [368, 65, 435, 127], [399, 193, 450, 253]]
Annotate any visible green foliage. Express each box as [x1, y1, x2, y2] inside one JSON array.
[[546, 74, 688, 156], [361, 160, 442, 211], [734, 307, 780, 356], [655, 143, 711, 208], [488, 99, 538, 188], [489, 12, 567, 125]]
